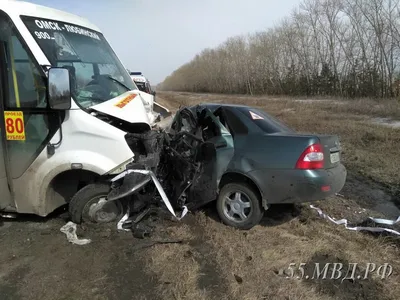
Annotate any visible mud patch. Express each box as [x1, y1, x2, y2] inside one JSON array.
[[189, 240, 225, 295], [104, 217, 167, 300], [371, 117, 400, 129], [282, 108, 295, 113], [294, 99, 346, 105], [339, 173, 400, 218], [183, 214, 229, 299], [0, 265, 30, 300], [302, 253, 388, 300], [106, 248, 161, 300]]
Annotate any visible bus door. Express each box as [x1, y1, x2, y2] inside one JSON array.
[[0, 41, 13, 210], [0, 11, 59, 212]]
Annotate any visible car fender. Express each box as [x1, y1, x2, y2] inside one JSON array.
[[219, 168, 268, 208], [13, 149, 125, 216], [244, 169, 270, 209]]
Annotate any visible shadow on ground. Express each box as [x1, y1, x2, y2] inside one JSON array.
[[196, 201, 301, 228], [0, 205, 69, 226]]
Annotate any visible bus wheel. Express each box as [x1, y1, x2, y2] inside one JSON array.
[[69, 183, 123, 224]]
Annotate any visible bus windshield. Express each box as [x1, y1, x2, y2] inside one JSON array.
[[21, 16, 137, 108]]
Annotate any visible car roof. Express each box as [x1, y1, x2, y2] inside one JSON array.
[[131, 75, 147, 82], [191, 102, 254, 110]]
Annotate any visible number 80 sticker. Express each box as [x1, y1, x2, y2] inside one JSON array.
[[4, 111, 25, 141]]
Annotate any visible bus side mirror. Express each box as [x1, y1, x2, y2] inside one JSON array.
[[48, 67, 71, 110]]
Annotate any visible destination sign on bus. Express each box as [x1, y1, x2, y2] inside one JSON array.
[[22, 16, 101, 41]]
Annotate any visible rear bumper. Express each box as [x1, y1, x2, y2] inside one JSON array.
[[247, 164, 347, 205]]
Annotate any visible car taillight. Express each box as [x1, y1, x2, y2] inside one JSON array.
[[295, 143, 324, 169]]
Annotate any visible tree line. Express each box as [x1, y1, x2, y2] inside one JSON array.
[[159, 0, 400, 98]]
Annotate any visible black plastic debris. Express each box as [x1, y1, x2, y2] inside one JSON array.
[[131, 222, 152, 239], [234, 274, 243, 284]]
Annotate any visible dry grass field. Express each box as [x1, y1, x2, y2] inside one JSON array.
[[0, 92, 399, 300]]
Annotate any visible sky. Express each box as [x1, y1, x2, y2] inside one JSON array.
[[22, 0, 301, 84]]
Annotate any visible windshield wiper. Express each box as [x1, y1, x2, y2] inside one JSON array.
[[107, 76, 131, 91]]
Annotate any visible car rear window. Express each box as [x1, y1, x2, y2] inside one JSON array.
[[237, 107, 294, 134]]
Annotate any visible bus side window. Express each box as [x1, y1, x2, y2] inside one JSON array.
[[8, 36, 47, 108]]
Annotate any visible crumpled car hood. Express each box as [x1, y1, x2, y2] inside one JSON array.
[[90, 90, 158, 126]]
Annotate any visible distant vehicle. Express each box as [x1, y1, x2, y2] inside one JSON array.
[[129, 72, 156, 97], [127, 70, 170, 118]]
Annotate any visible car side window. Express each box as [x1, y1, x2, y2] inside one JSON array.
[[213, 108, 232, 135], [198, 109, 232, 141], [205, 110, 230, 135]]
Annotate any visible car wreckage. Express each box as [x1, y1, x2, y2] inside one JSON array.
[[69, 103, 347, 230]]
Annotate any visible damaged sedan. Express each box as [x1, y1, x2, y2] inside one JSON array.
[[69, 103, 347, 230]]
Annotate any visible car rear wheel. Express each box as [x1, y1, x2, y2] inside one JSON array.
[[69, 183, 123, 224], [216, 182, 264, 230]]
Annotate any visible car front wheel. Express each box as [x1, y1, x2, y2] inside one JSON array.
[[216, 182, 264, 230]]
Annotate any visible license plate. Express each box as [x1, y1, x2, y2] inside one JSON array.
[[330, 152, 340, 164]]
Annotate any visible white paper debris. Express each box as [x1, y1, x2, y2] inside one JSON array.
[[180, 206, 189, 220], [117, 206, 131, 232], [310, 205, 400, 236], [60, 222, 91, 245]]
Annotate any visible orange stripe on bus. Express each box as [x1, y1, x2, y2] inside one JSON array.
[[114, 94, 137, 108]]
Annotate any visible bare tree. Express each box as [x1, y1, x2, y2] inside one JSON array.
[[160, 0, 400, 98]]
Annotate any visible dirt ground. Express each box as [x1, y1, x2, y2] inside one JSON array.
[[1, 92, 400, 300]]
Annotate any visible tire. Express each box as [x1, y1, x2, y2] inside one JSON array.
[[69, 182, 122, 224], [216, 182, 264, 230]]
